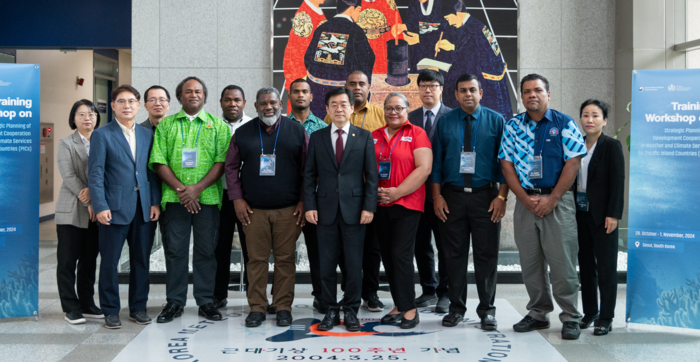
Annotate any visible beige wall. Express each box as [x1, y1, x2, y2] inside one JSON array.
[[118, 50, 132, 86], [16, 50, 94, 218]]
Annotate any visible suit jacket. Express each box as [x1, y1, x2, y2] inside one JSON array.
[[574, 133, 625, 226], [304, 124, 378, 225], [140, 119, 155, 133], [55, 131, 91, 228], [88, 120, 161, 225], [408, 103, 451, 202]]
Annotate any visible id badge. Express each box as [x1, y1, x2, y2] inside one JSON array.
[[182, 148, 197, 168], [529, 156, 543, 179], [576, 191, 589, 212], [378, 159, 391, 180], [460, 152, 476, 174], [260, 154, 276, 176]]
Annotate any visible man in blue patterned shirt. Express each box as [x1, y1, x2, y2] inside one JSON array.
[[499, 74, 586, 340]]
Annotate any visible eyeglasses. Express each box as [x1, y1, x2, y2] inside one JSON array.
[[77, 112, 98, 119], [146, 98, 169, 104], [384, 106, 407, 114], [419, 84, 441, 91], [115, 99, 138, 106], [330, 103, 352, 110]]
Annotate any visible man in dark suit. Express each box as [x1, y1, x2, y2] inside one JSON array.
[[304, 87, 378, 332], [406, 70, 451, 312], [89, 85, 161, 329]]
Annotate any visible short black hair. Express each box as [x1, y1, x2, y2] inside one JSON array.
[[337, 0, 360, 13], [520, 73, 549, 93], [417, 69, 444, 86], [455, 74, 481, 90], [176, 76, 208, 104], [68, 99, 101, 130], [579, 99, 608, 119], [144, 85, 170, 103], [347, 70, 369, 82], [220, 85, 245, 100], [111, 84, 140, 102], [325, 87, 355, 106], [290, 78, 311, 91]]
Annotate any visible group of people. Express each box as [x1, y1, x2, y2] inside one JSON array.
[[54, 68, 624, 340]]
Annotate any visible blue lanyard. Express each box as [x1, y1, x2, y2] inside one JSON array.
[[259, 118, 282, 155], [460, 109, 480, 152], [379, 125, 406, 159], [180, 119, 203, 148], [535, 119, 550, 156]]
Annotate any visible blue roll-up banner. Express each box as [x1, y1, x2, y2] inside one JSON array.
[[627, 69, 700, 330], [0, 64, 40, 319]]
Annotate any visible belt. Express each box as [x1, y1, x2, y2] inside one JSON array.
[[445, 182, 495, 194], [307, 72, 346, 87], [525, 186, 573, 195]]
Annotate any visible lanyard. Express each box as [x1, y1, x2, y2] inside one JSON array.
[[180, 119, 203, 148], [356, 110, 367, 130], [460, 109, 480, 152], [259, 118, 282, 155], [379, 126, 406, 159], [535, 118, 550, 156]]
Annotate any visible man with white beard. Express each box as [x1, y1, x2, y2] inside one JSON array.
[[224, 87, 309, 327]]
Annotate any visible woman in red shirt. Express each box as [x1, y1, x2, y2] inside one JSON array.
[[373, 92, 433, 329]]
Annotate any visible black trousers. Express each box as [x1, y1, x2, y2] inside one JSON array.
[[439, 185, 500, 318], [56, 222, 100, 313], [376, 205, 421, 311], [576, 210, 618, 320], [162, 203, 220, 306], [318, 211, 366, 313], [338, 220, 381, 299], [214, 192, 248, 300], [98, 196, 152, 315], [302, 222, 322, 297], [415, 200, 448, 297]]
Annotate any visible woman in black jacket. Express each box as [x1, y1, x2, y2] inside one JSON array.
[[575, 99, 625, 336]]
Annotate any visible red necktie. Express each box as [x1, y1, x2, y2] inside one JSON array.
[[335, 129, 344, 166]]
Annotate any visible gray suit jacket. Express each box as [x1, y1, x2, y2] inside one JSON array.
[[55, 131, 91, 228], [407, 103, 451, 202]]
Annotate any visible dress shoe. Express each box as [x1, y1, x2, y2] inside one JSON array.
[[380, 312, 404, 324], [344, 310, 361, 332], [267, 304, 276, 314], [435, 296, 449, 313], [481, 315, 498, 331], [400, 311, 420, 329], [513, 316, 549, 332], [363, 294, 384, 312], [198, 303, 223, 321], [561, 321, 581, 340], [593, 319, 613, 336], [277, 310, 293, 327], [215, 298, 228, 309], [64, 310, 86, 325], [129, 310, 152, 325], [157, 302, 184, 323], [579, 313, 599, 329], [246, 311, 266, 327], [317, 310, 340, 331], [414, 294, 438, 307], [104, 315, 122, 329], [81, 305, 104, 319], [442, 312, 463, 327]]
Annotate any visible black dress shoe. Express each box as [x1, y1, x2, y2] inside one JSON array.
[[199, 303, 223, 321], [435, 296, 449, 313], [380, 312, 404, 324], [513, 316, 550, 332], [414, 294, 438, 307], [593, 319, 613, 336], [215, 298, 228, 309], [579, 313, 599, 329], [157, 302, 184, 324], [442, 312, 463, 327], [562, 321, 581, 340], [400, 311, 420, 329], [481, 315, 498, 331], [129, 310, 152, 324], [317, 310, 340, 331], [246, 311, 266, 327], [104, 315, 122, 329], [267, 304, 276, 314], [344, 310, 361, 332], [277, 310, 293, 327]]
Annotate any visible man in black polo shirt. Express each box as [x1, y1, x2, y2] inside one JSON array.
[[224, 87, 308, 328]]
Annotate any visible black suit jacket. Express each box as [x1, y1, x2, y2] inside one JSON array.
[[304, 124, 378, 225], [575, 133, 625, 226], [407, 103, 451, 202]]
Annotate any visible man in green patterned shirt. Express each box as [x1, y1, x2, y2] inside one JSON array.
[[148, 76, 231, 324]]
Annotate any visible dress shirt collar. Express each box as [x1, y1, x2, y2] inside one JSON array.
[[524, 108, 553, 124], [460, 104, 481, 121], [335, 14, 354, 23], [78, 132, 89, 144], [185, 111, 201, 122], [224, 112, 250, 125], [305, 0, 323, 15], [116, 119, 136, 133], [331, 121, 351, 135], [423, 103, 442, 119]]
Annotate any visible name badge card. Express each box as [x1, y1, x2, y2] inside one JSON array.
[[182, 148, 197, 168], [529, 156, 543, 179], [378, 159, 391, 180], [460, 152, 476, 174], [260, 154, 276, 176], [576, 191, 589, 212]]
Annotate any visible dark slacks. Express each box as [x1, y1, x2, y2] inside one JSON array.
[[98, 197, 152, 315], [302, 222, 322, 297], [214, 191, 248, 300], [338, 220, 381, 299], [162, 203, 220, 306], [415, 200, 448, 297], [576, 210, 618, 320], [439, 185, 500, 318], [376, 205, 421, 311], [56, 222, 100, 313], [318, 211, 366, 313]]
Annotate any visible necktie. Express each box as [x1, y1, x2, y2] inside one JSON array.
[[463, 114, 472, 188], [425, 110, 433, 138], [335, 129, 344, 166]]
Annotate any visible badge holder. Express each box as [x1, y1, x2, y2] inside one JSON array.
[[460, 152, 476, 174], [260, 154, 276, 176], [378, 158, 391, 180], [576, 191, 589, 212], [182, 148, 197, 168], [529, 156, 543, 179]]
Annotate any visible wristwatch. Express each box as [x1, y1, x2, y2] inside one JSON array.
[[497, 195, 508, 202]]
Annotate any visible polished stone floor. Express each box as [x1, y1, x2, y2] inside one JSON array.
[[1, 220, 699, 362]]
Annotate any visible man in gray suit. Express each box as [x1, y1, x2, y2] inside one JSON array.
[[407, 70, 451, 312]]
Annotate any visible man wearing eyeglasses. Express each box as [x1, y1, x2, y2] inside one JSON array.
[[88, 85, 162, 329]]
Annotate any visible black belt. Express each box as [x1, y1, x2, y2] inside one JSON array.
[[525, 186, 573, 195], [445, 182, 495, 194]]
